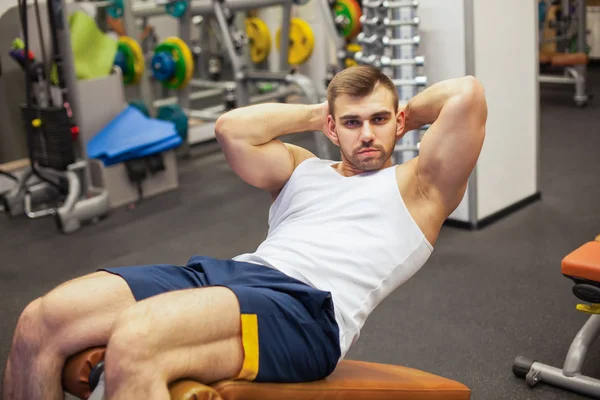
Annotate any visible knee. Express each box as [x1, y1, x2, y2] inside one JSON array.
[[104, 307, 156, 381], [13, 289, 83, 352], [12, 298, 45, 353]]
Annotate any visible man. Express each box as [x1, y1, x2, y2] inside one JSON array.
[[2, 66, 487, 400]]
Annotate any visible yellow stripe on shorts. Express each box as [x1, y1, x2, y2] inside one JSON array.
[[235, 313, 259, 380]]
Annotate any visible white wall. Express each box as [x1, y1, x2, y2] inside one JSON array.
[[418, 0, 467, 83], [473, 0, 538, 219]]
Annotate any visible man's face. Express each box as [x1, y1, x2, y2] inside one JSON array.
[[326, 84, 405, 171]]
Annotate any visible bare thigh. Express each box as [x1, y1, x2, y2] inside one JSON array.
[[41, 271, 135, 356], [106, 286, 244, 385]]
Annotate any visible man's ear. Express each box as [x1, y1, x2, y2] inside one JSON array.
[[395, 107, 406, 141], [323, 115, 340, 146]]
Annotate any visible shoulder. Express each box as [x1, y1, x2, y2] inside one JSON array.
[[270, 144, 317, 200], [394, 158, 447, 246]]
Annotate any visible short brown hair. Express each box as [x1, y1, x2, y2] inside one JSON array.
[[326, 66, 399, 117]]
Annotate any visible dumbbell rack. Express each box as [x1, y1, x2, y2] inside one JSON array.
[[356, 0, 426, 164]]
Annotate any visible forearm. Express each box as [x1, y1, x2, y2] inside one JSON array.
[[215, 103, 323, 146], [403, 76, 478, 132]]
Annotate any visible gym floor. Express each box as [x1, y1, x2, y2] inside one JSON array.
[[2, 68, 600, 400]]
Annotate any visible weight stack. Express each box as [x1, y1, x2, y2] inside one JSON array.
[[20, 105, 76, 171], [358, 0, 427, 164]]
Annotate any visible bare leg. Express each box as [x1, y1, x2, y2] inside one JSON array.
[[104, 287, 244, 400], [2, 272, 135, 400]]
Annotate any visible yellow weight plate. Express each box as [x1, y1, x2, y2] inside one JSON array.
[[119, 36, 144, 84], [276, 18, 314, 65], [245, 17, 271, 64], [164, 36, 195, 88], [345, 43, 361, 68]]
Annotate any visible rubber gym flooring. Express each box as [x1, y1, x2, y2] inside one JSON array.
[[2, 68, 600, 400]]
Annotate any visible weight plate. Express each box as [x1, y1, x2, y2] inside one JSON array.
[[165, 0, 188, 18], [129, 100, 150, 117], [334, 0, 356, 38], [116, 43, 135, 83], [245, 17, 271, 64], [117, 36, 144, 85], [156, 104, 188, 141], [276, 18, 315, 65], [346, 0, 363, 39], [164, 37, 194, 88], [345, 43, 361, 68], [107, 0, 124, 18]]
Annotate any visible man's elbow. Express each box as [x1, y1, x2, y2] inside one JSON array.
[[214, 112, 238, 141], [459, 76, 487, 122]]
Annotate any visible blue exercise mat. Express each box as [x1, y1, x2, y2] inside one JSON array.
[[99, 136, 182, 166], [87, 105, 182, 165]]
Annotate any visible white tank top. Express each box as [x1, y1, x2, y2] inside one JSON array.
[[233, 158, 433, 359]]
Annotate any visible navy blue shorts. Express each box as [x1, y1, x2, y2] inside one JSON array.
[[101, 255, 341, 383]]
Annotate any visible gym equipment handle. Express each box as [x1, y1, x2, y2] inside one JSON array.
[[360, 15, 420, 27]]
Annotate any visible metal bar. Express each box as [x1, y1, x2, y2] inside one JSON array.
[[383, 16, 420, 26], [153, 88, 224, 108], [527, 361, 600, 398], [380, 55, 425, 67], [360, 16, 380, 26], [538, 75, 577, 84], [362, 0, 384, 7], [354, 52, 379, 66], [357, 33, 380, 45], [212, 2, 243, 76], [578, 0, 586, 54], [189, 79, 236, 89], [186, 86, 300, 121], [363, 0, 418, 7], [463, 0, 478, 228], [392, 77, 427, 86], [132, 0, 292, 18], [243, 70, 291, 81], [279, 1, 292, 71], [382, 0, 419, 8], [178, 8, 191, 111], [563, 315, 600, 376], [360, 16, 420, 27], [381, 35, 420, 46]]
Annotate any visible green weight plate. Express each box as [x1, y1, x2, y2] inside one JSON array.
[[156, 104, 188, 141], [154, 42, 187, 89], [333, 1, 355, 38], [129, 100, 150, 117], [118, 42, 136, 84]]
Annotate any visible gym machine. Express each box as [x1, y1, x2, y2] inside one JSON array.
[[101, 0, 332, 158], [2, 0, 109, 233], [538, 0, 589, 107], [354, 0, 427, 163], [514, 239, 600, 399]]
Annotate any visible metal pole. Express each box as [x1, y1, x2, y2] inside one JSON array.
[[123, 0, 155, 115], [132, 0, 293, 18], [578, 0, 586, 54], [279, 1, 292, 71], [212, 1, 249, 106], [50, 0, 91, 193], [178, 8, 192, 152], [563, 315, 600, 376]]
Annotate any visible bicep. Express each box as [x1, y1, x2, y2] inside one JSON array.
[[417, 80, 487, 211]]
